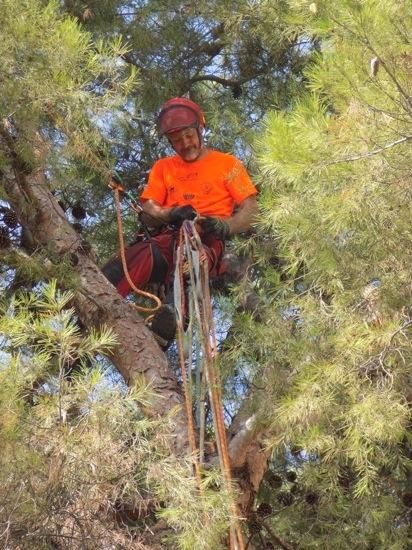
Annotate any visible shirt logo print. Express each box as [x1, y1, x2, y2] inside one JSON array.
[[178, 172, 198, 182], [183, 193, 195, 200]]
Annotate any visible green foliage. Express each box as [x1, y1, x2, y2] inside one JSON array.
[[1, 280, 117, 368], [152, 460, 231, 550], [0, 281, 232, 548], [0, 0, 138, 250], [1, 0, 134, 148], [232, 1, 412, 547], [3, 0, 412, 547], [0, 0, 141, 267]]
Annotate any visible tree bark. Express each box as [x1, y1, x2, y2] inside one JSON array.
[[228, 406, 270, 515]]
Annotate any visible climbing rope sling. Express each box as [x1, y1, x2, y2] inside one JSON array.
[[174, 220, 245, 550]]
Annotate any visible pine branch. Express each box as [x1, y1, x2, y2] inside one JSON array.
[[188, 70, 267, 89], [329, 14, 412, 114], [363, 40, 412, 114], [324, 135, 412, 165], [359, 318, 412, 384], [260, 519, 295, 550]]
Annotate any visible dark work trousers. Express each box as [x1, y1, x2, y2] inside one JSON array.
[[101, 229, 225, 298]]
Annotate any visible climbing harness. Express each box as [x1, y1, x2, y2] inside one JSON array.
[[109, 177, 162, 313], [174, 220, 245, 550]]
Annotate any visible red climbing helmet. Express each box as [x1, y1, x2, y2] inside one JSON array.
[[157, 97, 206, 136]]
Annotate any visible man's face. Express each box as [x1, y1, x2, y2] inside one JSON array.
[[167, 127, 202, 162]]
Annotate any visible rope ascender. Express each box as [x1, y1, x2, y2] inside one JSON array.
[[174, 220, 245, 550]]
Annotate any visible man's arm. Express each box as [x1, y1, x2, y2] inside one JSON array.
[[226, 195, 258, 235], [141, 199, 173, 227], [199, 196, 258, 240]]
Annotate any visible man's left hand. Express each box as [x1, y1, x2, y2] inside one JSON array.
[[200, 217, 231, 240]]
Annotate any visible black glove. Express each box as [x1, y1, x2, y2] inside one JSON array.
[[169, 205, 197, 226], [201, 217, 231, 240]]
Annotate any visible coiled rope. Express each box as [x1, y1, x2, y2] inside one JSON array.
[[110, 183, 244, 546], [175, 220, 245, 550]]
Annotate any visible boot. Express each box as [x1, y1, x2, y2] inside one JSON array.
[[150, 304, 176, 350]]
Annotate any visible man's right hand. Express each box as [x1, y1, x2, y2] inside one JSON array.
[[168, 205, 197, 226]]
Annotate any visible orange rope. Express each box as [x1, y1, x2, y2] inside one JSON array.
[[200, 268, 245, 550], [112, 185, 162, 313]]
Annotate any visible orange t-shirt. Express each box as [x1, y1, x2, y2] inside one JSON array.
[[140, 150, 257, 218]]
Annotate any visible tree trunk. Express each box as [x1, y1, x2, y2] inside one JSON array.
[[2, 148, 189, 453], [228, 408, 270, 516]]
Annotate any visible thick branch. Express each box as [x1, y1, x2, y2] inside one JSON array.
[[261, 519, 295, 550], [188, 71, 266, 89], [1, 133, 188, 454], [227, 399, 270, 514]]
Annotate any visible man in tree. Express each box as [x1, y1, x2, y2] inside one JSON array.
[[103, 97, 258, 344]]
